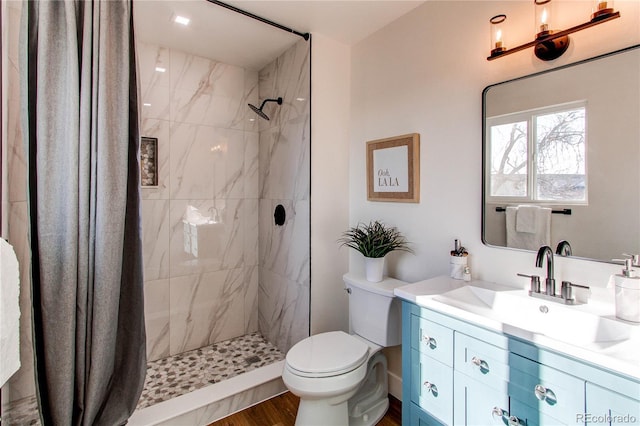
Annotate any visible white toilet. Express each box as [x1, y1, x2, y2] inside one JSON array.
[[282, 274, 404, 426]]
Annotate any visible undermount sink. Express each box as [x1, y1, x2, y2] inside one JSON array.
[[431, 285, 637, 347]]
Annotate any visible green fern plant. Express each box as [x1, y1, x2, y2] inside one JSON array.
[[338, 220, 413, 258]]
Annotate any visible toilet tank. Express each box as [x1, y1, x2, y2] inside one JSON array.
[[343, 273, 406, 347]]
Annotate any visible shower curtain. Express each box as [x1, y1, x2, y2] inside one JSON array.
[[23, 1, 146, 424]]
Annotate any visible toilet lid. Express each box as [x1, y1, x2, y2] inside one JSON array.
[[285, 331, 369, 378]]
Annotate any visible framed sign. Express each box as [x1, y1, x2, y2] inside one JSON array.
[[366, 133, 420, 203]]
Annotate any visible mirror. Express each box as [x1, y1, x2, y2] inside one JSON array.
[[483, 45, 640, 263]]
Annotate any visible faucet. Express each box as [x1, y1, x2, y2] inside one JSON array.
[[536, 245, 556, 296], [517, 245, 590, 305], [555, 240, 572, 256]]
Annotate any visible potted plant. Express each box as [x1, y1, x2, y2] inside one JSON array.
[[338, 220, 413, 282]]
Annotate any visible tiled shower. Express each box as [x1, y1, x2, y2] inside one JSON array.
[[1, 0, 310, 419], [138, 37, 310, 362]]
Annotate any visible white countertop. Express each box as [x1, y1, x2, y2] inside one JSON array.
[[394, 275, 640, 380]]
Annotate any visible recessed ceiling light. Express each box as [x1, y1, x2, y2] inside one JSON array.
[[175, 16, 190, 26], [155, 67, 166, 73]]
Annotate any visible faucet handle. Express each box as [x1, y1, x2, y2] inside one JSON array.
[[561, 281, 590, 303], [517, 273, 541, 293], [622, 253, 640, 267]]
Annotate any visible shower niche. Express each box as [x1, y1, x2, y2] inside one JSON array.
[[140, 136, 158, 187]]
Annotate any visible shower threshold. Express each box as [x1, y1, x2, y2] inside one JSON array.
[[130, 332, 286, 425]]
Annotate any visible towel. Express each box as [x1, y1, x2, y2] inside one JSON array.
[[506, 205, 551, 250], [515, 205, 539, 233], [1, 238, 21, 387]]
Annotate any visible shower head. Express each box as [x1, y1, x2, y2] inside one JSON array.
[[248, 97, 282, 121]]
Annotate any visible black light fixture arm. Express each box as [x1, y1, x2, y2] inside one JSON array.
[[207, 0, 310, 41]]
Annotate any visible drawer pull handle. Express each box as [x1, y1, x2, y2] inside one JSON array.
[[471, 356, 489, 372], [491, 406, 507, 419], [423, 381, 439, 396], [421, 334, 437, 348], [508, 415, 524, 426], [534, 384, 557, 404]]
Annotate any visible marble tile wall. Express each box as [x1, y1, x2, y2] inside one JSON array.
[[257, 39, 311, 353], [138, 42, 262, 361]]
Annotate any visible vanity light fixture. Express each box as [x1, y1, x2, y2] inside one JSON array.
[[487, 0, 620, 61]]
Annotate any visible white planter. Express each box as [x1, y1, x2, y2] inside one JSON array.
[[364, 256, 385, 282]]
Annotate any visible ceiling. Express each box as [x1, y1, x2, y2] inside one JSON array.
[[133, 0, 425, 70]]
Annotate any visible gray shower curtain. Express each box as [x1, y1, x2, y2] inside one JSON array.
[[23, 1, 146, 425]]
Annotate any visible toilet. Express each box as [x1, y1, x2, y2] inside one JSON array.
[[282, 273, 404, 426]]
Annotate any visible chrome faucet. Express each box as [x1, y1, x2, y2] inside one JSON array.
[[536, 245, 556, 296], [517, 244, 590, 305], [555, 240, 572, 256]]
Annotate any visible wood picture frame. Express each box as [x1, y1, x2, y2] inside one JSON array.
[[366, 133, 420, 203]]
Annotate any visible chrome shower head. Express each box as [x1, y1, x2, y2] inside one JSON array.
[[248, 97, 282, 121]]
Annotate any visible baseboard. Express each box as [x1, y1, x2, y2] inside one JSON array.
[[387, 370, 402, 401]]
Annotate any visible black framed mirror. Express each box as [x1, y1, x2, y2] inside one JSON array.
[[482, 44, 640, 263]]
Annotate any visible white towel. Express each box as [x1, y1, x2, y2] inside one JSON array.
[[0, 238, 21, 387], [506, 206, 551, 250], [516, 205, 539, 233]]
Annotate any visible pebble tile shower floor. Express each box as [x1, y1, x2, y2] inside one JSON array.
[[2, 332, 284, 425]]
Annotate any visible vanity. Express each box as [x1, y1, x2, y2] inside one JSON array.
[[395, 276, 640, 426]]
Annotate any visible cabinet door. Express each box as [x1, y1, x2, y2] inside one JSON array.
[[411, 349, 453, 425], [585, 383, 640, 426], [409, 402, 446, 426], [454, 371, 510, 426]]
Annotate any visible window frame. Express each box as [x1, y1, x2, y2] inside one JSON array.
[[485, 101, 588, 206]]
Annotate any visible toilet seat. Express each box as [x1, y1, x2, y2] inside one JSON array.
[[285, 331, 369, 378]]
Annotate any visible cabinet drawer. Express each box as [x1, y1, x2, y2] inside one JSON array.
[[454, 371, 510, 426], [455, 332, 510, 388], [510, 398, 579, 426], [509, 354, 585, 423], [411, 349, 453, 425], [411, 313, 454, 366]]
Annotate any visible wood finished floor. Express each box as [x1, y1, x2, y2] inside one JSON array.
[[209, 392, 402, 426]]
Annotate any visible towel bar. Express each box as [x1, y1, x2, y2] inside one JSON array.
[[495, 207, 572, 215]]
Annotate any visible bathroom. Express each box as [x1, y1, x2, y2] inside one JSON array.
[[1, 0, 639, 425]]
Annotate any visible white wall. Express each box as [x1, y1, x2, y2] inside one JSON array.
[[349, 0, 639, 400], [350, 0, 639, 288], [310, 34, 352, 335]]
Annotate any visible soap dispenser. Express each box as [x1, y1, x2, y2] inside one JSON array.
[[613, 257, 640, 323]]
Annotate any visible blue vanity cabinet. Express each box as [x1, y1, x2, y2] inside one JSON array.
[[401, 300, 640, 426]]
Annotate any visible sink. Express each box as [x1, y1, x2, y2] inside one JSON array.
[[431, 285, 637, 347]]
